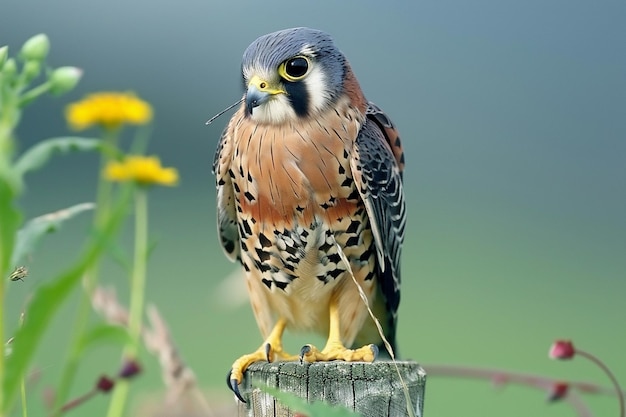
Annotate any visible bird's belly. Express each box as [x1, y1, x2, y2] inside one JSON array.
[[265, 266, 337, 333], [241, 211, 377, 335]]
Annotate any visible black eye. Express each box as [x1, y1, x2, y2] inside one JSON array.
[[284, 57, 309, 79]]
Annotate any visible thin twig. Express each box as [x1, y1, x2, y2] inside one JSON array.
[[59, 390, 97, 413], [424, 364, 624, 397], [576, 350, 625, 417], [425, 363, 626, 417]]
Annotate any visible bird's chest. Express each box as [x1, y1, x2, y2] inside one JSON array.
[[230, 116, 359, 221], [228, 111, 374, 293]]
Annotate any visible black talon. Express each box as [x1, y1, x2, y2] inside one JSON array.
[[230, 377, 246, 403], [265, 342, 272, 362], [226, 370, 246, 403], [370, 344, 379, 361], [299, 345, 311, 364], [226, 369, 232, 388]]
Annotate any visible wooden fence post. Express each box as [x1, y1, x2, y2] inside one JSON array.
[[236, 361, 426, 417]]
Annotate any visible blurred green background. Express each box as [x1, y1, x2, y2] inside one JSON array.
[[1, 0, 625, 416]]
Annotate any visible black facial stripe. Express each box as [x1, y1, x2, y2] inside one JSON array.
[[284, 81, 309, 117]]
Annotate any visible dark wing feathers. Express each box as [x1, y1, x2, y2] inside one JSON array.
[[213, 125, 241, 262], [366, 102, 405, 176], [351, 102, 406, 343]]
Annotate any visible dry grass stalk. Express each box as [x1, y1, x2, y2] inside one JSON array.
[[91, 285, 221, 416]]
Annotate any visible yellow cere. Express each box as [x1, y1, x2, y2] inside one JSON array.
[[248, 75, 285, 95], [66, 92, 153, 130], [105, 156, 179, 186]]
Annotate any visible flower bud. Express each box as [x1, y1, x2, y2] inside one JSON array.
[[95, 376, 115, 393], [20, 34, 50, 61], [22, 60, 41, 82], [549, 340, 575, 360], [0, 46, 8, 70], [49, 66, 82, 95], [118, 359, 141, 379], [547, 382, 569, 402], [2, 58, 17, 79]]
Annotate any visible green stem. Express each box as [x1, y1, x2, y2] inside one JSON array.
[[90, 128, 121, 273], [128, 189, 148, 355], [17, 82, 51, 108], [0, 101, 17, 417], [19, 378, 26, 417], [106, 187, 148, 417], [104, 380, 128, 417], [53, 128, 119, 413], [0, 97, 18, 166], [0, 285, 4, 416]]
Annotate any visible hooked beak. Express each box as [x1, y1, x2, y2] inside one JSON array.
[[245, 75, 285, 115]]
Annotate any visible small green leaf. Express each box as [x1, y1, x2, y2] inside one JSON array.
[[11, 202, 95, 267], [14, 136, 101, 176], [2, 185, 131, 413], [78, 324, 131, 353], [259, 385, 363, 417]]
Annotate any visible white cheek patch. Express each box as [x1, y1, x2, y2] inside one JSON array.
[[251, 94, 297, 124], [304, 65, 331, 116]]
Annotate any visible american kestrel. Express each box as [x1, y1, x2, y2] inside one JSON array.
[[212, 27, 405, 402]]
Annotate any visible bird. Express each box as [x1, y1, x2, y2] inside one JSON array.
[[212, 27, 406, 402]]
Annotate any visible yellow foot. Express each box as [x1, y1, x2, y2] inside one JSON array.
[[228, 323, 298, 403], [299, 342, 378, 364], [228, 342, 298, 402], [228, 349, 265, 402]]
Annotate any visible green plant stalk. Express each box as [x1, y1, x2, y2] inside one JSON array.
[[89, 127, 121, 291], [19, 379, 26, 417], [17, 82, 51, 108], [0, 92, 19, 416], [0, 213, 6, 415], [18, 310, 26, 417], [106, 187, 148, 417], [127, 188, 147, 357], [0, 89, 18, 157], [0, 218, 6, 416], [53, 128, 119, 411]]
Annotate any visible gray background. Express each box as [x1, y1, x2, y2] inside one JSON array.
[[2, 1, 625, 416]]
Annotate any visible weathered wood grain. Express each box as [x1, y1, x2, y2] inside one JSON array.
[[236, 361, 426, 417]]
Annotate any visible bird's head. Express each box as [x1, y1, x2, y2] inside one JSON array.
[[241, 27, 347, 125]]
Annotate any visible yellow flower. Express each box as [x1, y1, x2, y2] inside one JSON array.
[[105, 156, 178, 186], [66, 92, 152, 130]]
